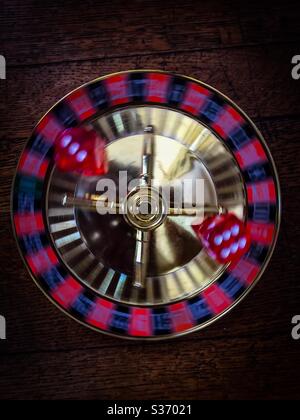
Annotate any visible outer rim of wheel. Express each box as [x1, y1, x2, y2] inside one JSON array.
[[11, 70, 281, 341]]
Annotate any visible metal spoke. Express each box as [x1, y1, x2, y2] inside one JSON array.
[[132, 126, 155, 288], [141, 125, 154, 186], [62, 194, 224, 217], [133, 230, 151, 288], [168, 205, 225, 216], [62, 193, 121, 213]]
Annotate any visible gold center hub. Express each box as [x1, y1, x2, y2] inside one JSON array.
[[123, 186, 167, 231]]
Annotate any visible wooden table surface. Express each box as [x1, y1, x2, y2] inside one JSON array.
[[1, 0, 300, 400]]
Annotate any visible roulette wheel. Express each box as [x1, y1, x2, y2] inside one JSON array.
[[12, 70, 281, 340]]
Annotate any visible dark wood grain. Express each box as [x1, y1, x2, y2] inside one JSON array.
[[0, 335, 299, 400], [0, 0, 300, 400], [2, 0, 300, 66], [2, 44, 300, 140]]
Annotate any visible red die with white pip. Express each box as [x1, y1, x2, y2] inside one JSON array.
[[54, 127, 108, 176], [193, 213, 252, 264]]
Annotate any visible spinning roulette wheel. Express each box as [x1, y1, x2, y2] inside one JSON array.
[[12, 70, 281, 340]]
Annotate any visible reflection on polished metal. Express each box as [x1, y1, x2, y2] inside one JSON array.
[[132, 125, 155, 288], [62, 192, 225, 217], [46, 106, 246, 306], [123, 186, 167, 231]]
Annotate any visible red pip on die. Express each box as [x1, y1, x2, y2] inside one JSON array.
[[193, 213, 252, 264], [54, 127, 108, 176]]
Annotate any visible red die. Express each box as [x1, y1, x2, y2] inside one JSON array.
[[54, 127, 108, 176], [193, 213, 252, 264]]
